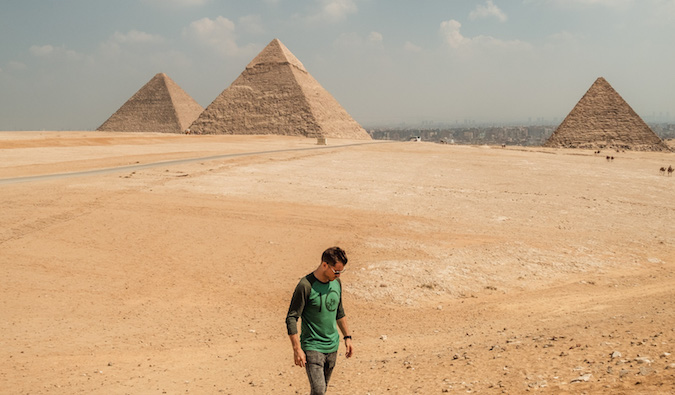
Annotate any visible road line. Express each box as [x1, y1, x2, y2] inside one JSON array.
[[0, 140, 392, 185]]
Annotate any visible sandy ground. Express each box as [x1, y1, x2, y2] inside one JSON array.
[[1, 131, 674, 394]]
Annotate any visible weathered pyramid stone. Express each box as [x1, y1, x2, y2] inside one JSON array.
[[189, 39, 370, 139], [98, 73, 203, 134], [544, 77, 670, 151]]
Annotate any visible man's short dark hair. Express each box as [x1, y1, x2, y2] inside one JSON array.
[[322, 246, 348, 266]]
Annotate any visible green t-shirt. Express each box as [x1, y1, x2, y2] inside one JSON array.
[[286, 273, 345, 353]]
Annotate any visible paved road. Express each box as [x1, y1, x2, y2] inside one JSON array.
[[0, 141, 389, 186]]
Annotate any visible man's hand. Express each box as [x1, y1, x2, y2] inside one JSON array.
[[344, 338, 354, 358], [293, 347, 306, 367], [289, 334, 306, 367], [337, 317, 354, 358]]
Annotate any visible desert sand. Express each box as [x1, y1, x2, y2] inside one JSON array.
[[1, 131, 673, 394]]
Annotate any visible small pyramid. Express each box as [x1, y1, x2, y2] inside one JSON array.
[[544, 77, 670, 151], [98, 73, 203, 134], [189, 39, 370, 139]]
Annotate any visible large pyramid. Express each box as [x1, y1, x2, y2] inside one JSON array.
[[97, 73, 203, 134], [188, 39, 370, 139], [544, 77, 669, 151]]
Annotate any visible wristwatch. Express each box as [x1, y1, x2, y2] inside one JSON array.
[[343, 335, 352, 340]]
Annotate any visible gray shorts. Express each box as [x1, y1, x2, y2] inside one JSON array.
[[304, 350, 338, 395]]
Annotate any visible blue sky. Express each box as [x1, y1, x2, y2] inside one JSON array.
[[1, 0, 674, 130]]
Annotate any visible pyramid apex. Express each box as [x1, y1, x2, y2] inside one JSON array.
[[246, 38, 307, 72]]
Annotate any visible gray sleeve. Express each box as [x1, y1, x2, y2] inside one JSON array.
[[336, 278, 346, 320], [286, 278, 309, 335]]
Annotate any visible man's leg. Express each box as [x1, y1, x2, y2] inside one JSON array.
[[323, 351, 338, 388], [304, 350, 328, 395]]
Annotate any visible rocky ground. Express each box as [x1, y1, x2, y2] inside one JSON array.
[[1, 132, 673, 394]]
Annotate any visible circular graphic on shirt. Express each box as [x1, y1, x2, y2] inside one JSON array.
[[325, 290, 339, 312]]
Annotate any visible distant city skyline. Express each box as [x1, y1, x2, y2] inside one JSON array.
[[1, 0, 674, 130]]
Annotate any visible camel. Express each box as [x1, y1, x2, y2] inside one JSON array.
[[660, 167, 667, 175], [668, 165, 674, 177]]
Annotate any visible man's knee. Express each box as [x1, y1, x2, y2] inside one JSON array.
[[305, 351, 328, 394]]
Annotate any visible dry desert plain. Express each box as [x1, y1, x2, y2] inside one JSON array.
[[1, 131, 674, 394]]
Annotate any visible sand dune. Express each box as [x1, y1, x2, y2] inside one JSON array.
[[1, 132, 673, 394]]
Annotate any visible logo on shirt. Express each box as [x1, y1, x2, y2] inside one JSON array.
[[325, 290, 339, 312]]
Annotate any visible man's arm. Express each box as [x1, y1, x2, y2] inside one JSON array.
[[337, 317, 353, 358], [288, 333, 306, 367], [286, 278, 308, 367]]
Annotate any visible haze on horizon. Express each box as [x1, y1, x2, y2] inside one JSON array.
[[1, 0, 674, 131]]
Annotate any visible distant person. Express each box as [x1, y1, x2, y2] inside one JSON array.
[[286, 246, 354, 395]]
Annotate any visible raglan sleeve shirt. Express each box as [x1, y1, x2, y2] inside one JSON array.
[[286, 275, 345, 335]]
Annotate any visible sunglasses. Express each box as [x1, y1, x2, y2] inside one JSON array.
[[330, 266, 347, 275]]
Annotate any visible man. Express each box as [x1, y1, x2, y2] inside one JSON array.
[[286, 246, 354, 395]]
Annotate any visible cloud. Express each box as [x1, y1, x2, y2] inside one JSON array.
[[29, 45, 57, 57], [98, 30, 164, 58], [562, 0, 632, 5], [7, 61, 27, 71], [368, 31, 383, 44], [334, 31, 383, 49], [525, 0, 634, 8], [403, 41, 423, 53], [92, 29, 193, 73], [652, 0, 675, 20], [469, 1, 508, 22], [439, 20, 466, 49], [183, 16, 257, 57], [239, 15, 265, 35], [111, 30, 164, 45], [546, 30, 583, 45], [305, 0, 358, 23], [440, 19, 531, 51], [142, 0, 210, 7], [29, 44, 84, 61], [183, 16, 237, 54]]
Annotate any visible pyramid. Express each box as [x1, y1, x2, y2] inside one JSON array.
[[544, 77, 670, 151], [97, 73, 204, 134], [188, 39, 370, 139]]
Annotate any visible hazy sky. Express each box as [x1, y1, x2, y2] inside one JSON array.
[[1, 0, 674, 130]]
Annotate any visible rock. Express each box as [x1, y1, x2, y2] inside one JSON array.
[[570, 373, 592, 383], [619, 369, 631, 378], [610, 351, 622, 359], [660, 352, 671, 358], [665, 364, 675, 370], [638, 366, 653, 376], [380, 335, 387, 341], [634, 357, 652, 364]]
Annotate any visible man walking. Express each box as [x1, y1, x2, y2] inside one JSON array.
[[286, 246, 354, 395]]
